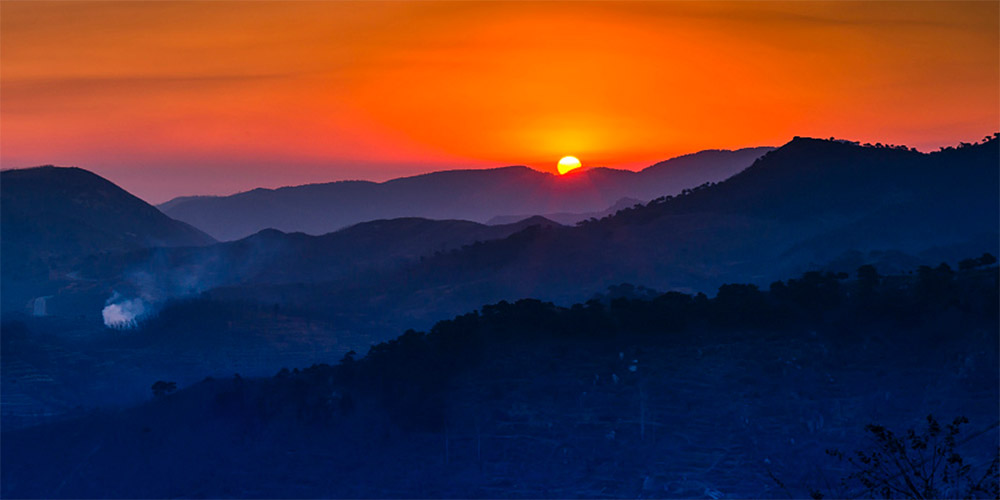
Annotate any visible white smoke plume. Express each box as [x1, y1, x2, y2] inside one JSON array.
[[98, 240, 269, 329], [102, 293, 149, 329], [100, 252, 218, 329]]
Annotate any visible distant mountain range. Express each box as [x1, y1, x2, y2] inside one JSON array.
[[199, 136, 999, 332], [158, 147, 775, 241], [3, 138, 996, 329]]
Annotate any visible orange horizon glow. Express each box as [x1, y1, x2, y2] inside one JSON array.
[[2, 1, 998, 203]]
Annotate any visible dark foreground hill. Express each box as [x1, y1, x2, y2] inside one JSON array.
[[158, 147, 773, 241], [0, 166, 215, 312], [3, 262, 997, 498]]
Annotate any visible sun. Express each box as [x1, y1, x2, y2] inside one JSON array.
[[557, 156, 582, 175]]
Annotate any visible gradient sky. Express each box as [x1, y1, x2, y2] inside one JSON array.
[[2, 1, 998, 203]]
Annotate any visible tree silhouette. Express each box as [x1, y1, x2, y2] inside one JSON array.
[[151, 380, 177, 398], [978, 253, 997, 267], [816, 416, 999, 499]]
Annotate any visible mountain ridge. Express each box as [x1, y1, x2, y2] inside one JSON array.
[[199, 136, 998, 331], [156, 147, 774, 240], [0, 165, 215, 257]]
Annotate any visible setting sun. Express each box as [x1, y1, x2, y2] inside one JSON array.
[[557, 156, 582, 175]]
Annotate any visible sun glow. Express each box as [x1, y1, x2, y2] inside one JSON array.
[[1, 2, 996, 201], [557, 156, 582, 175]]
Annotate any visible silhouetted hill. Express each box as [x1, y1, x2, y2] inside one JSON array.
[[206, 136, 998, 327], [149, 215, 565, 287], [2, 166, 214, 256], [621, 136, 1000, 263], [636, 137, 997, 220], [158, 147, 773, 240], [1, 166, 215, 312], [635, 147, 783, 199]]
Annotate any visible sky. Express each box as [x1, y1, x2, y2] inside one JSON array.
[[2, 1, 998, 204]]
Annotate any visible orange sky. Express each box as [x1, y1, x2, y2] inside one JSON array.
[[2, 1, 998, 203]]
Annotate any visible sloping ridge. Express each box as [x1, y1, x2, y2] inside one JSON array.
[[291, 136, 999, 312], [1, 166, 215, 260], [0, 164, 216, 311], [113, 215, 566, 289], [606, 137, 997, 266], [1, 166, 217, 313], [617, 137, 996, 221]]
